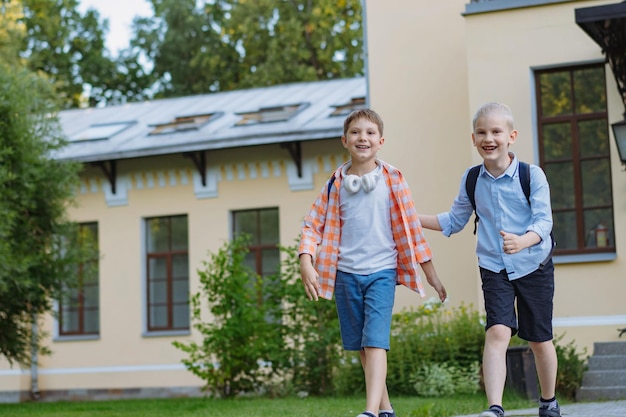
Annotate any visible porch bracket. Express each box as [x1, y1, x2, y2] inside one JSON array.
[[91, 160, 117, 195], [183, 151, 206, 186], [280, 141, 302, 178]]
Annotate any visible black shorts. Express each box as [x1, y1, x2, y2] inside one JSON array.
[[480, 259, 555, 342]]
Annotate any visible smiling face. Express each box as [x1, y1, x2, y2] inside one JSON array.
[[341, 116, 384, 170], [472, 112, 517, 167]]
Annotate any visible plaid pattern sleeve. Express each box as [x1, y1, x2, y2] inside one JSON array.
[[385, 163, 429, 297], [298, 167, 343, 300]]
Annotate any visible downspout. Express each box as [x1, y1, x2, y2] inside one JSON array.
[[31, 313, 40, 400], [361, 0, 371, 108]]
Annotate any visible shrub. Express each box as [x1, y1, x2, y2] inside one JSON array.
[[553, 334, 588, 399], [386, 300, 485, 395], [173, 235, 284, 397]]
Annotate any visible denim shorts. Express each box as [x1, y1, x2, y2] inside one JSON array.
[[334, 269, 396, 351], [480, 259, 555, 342]]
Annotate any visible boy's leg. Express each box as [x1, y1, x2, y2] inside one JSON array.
[[479, 267, 517, 415], [360, 348, 392, 413], [482, 324, 511, 407], [360, 269, 396, 415], [529, 340, 558, 400]]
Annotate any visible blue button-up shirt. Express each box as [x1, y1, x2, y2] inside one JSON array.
[[437, 155, 553, 280]]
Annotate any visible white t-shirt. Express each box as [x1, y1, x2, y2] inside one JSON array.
[[337, 163, 398, 274]]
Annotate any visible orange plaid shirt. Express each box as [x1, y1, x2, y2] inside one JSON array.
[[299, 160, 431, 300]]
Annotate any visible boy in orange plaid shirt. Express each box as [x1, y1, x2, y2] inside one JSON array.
[[299, 109, 447, 417]]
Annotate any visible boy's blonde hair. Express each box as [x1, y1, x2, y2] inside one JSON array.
[[472, 102, 514, 131], [343, 108, 384, 136]]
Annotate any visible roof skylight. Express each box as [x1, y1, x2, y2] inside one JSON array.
[[69, 122, 133, 142], [235, 104, 305, 126]]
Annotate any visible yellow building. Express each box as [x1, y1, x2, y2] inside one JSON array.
[[1, 0, 625, 402]]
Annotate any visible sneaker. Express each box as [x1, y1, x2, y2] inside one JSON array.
[[478, 406, 505, 417], [379, 412, 396, 417], [539, 403, 561, 417], [356, 413, 377, 417]]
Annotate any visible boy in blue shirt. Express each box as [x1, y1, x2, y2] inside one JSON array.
[[419, 102, 560, 417]]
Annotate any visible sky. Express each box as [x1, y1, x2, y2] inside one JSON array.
[[78, 0, 153, 54]]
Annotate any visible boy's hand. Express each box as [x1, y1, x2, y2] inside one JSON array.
[[299, 254, 320, 301], [420, 260, 447, 302], [500, 230, 540, 254], [427, 275, 447, 303]]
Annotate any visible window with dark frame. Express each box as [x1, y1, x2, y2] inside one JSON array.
[[232, 208, 280, 305], [146, 215, 190, 331], [535, 63, 616, 255], [59, 222, 100, 336]]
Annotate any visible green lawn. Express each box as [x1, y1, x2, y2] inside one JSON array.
[[0, 393, 538, 417]]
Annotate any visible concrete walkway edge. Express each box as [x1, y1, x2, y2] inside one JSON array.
[[451, 400, 626, 417]]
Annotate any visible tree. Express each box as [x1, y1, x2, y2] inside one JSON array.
[[130, 0, 364, 98], [0, 0, 152, 108], [0, 62, 89, 365]]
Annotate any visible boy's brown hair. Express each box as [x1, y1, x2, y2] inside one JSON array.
[[343, 108, 384, 136]]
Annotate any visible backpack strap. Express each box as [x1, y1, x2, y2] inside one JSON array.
[[465, 162, 531, 235], [327, 173, 336, 199], [465, 165, 481, 235], [518, 161, 531, 204]]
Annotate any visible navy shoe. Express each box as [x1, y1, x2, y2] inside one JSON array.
[[539, 402, 561, 417], [478, 406, 505, 417]]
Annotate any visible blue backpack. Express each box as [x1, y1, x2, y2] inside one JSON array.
[[465, 162, 555, 260]]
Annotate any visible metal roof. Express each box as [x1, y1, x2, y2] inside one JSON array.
[[54, 77, 367, 163]]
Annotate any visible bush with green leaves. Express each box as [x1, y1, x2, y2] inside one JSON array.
[[276, 242, 344, 396], [173, 235, 286, 397], [553, 334, 588, 400], [411, 361, 481, 397], [174, 238, 344, 397], [386, 300, 485, 395]]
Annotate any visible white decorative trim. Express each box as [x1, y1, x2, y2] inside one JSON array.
[[247, 162, 258, 179], [260, 161, 270, 178], [168, 169, 177, 186], [156, 171, 166, 187], [193, 166, 218, 199], [224, 164, 234, 181], [553, 315, 626, 328], [103, 175, 129, 207], [271, 160, 281, 177], [286, 158, 314, 191], [0, 363, 187, 377], [180, 169, 189, 185], [89, 178, 99, 193], [134, 172, 144, 189]]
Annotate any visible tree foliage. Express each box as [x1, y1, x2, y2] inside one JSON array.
[[1, 0, 363, 106], [130, 0, 364, 98], [0, 0, 152, 108], [0, 63, 88, 365]]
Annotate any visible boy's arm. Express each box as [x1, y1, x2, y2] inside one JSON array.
[[299, 254, 320, 301], [420, 260, 447, 302], [500, 230, 541, 254], [419, 214, 442, 231]]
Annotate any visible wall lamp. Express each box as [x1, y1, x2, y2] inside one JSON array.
[[614, 116, 626, 165], [575, 1, 626, 166]]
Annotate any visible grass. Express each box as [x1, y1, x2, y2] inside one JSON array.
[[0, 392, 539, 417]]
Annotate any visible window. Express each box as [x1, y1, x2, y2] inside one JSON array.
[[331, 97, 366, 117], [535, 63, 615, 255], [59, 222, 100, 336], [146, 215, 189, 331], [232, 208, 280, 304], [235, 105, 304, 126], [70, 122, 133, 142], [149, 113, 218, 135]]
